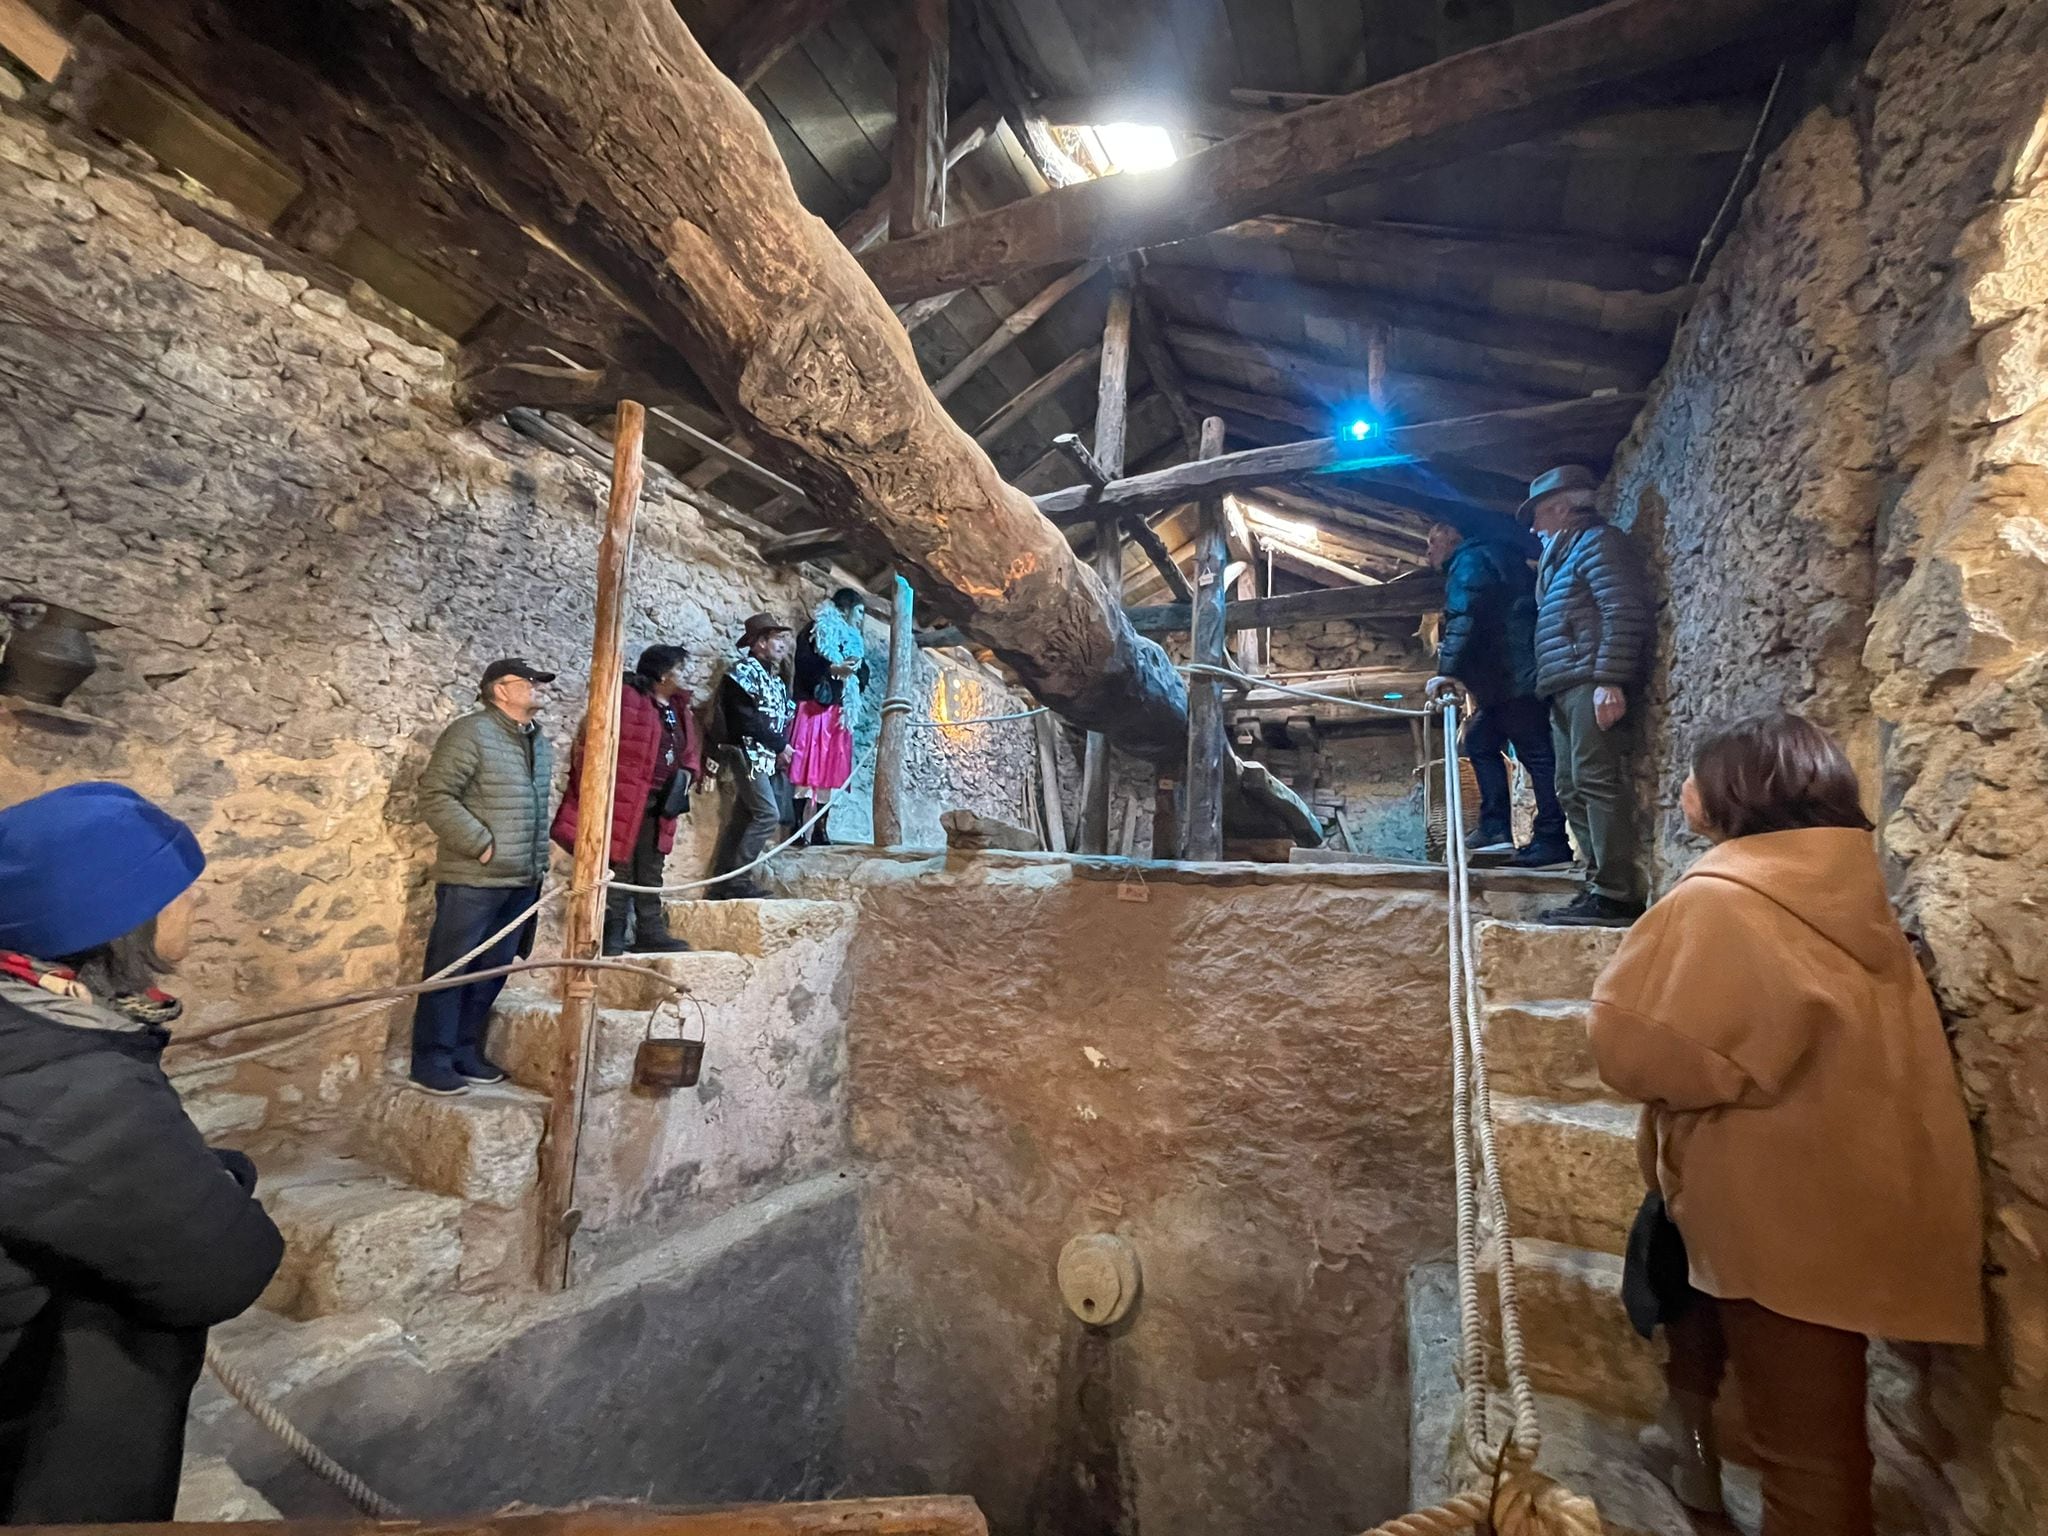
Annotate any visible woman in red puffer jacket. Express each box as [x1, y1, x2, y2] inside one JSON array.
[[552, 645, 704, 953]]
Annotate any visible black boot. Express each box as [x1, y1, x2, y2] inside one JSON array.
[[809, 814, 832, 847], [633, 903, 691, 953], [601, 906, 630, 956]]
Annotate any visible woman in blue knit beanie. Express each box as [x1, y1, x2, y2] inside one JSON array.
[[0, 783, 284, 1523]]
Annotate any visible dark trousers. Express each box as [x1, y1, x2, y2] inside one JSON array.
[[709, 747, 791, 896], [606, 800, 668, 943], [410, 881, 540, 1070], [0, 1297, 204, 1523], [1665, 1297, 1874, 1536], [1463, 694, 1566, 845], [1549, 682, 1644, 903]]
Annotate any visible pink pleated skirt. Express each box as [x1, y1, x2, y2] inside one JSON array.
[[789, 700, 854, 790]]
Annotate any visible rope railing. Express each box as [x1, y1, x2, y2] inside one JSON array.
[[1351, 699, 1599, 1536]]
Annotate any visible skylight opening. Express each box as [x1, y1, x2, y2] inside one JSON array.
[[1090, 122, 1178, 175]]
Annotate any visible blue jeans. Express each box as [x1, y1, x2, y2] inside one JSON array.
[[410, 882, 540, 1072], [1463, 694, 1566, 846]]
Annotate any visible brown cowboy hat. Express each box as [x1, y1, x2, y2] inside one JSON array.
[[1516, 464, 1601, 524], [738, 612, 793, 646]]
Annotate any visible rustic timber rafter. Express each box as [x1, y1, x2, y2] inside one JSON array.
[[1166, 325, 1555, 424], [1124, 574, 1447, 638], [709, 0, 854, 92], [85, 0, 1193, 758], [1203, 216, 1693, 299], [860, 0, 1847, 299], [1034, 396, 1637, 528], [1145, 267, 1666, 391]]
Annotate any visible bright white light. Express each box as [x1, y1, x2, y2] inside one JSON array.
[[1348, 418, 1376, 441], [1092, 122, 1178, 174], [1241, 503, 1322, 547]]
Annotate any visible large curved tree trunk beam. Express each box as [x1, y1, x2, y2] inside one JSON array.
[[84, 0, 1188, 762]]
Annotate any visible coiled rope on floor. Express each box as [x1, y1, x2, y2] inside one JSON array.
[[204, 1342, 402, 1518]]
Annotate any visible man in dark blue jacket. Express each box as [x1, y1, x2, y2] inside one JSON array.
[[1425, 522, 1570, 867]]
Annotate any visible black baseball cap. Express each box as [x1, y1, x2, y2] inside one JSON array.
[[480, 657, 557, 687]]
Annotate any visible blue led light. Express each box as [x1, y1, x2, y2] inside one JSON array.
[[1347, 418, 1376, 441]]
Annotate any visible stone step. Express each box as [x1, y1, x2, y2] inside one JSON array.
[[259, 1158, 464, 1321], [662, 897, 855, 957], [176, 1454, 281, 1522], [1518, 1394, 1759, 1536], [1495, 1096, 1642, 1256], [1407, 1260, 1758, 1535], [488, 990, 701, 1096], [1485, 999, 1613, 1103], [355, 1076, 548, 1209], [1476, 919, 1628, 1007], [593, 946, 754, 1010], [1480, 1237, 1664, 1424]]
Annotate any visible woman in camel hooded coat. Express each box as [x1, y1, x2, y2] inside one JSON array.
[[1588, 713, 1981, 1536]]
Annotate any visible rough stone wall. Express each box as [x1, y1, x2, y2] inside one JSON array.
[[0, 103, 1032, 1146], [1605, 4, 2048, 1528], [1605, 107, 1886, 878], [834, 858, 1456, 1535]]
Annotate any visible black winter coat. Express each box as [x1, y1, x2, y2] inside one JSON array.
[[1436, 538, 1540, 709], [792, 625, 872, 709], [1533, 514, 1655, 698], [0, 990, 284, 1523]]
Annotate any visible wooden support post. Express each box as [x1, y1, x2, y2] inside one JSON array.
[[872, 573, 917, 847], [1153, 776, 1180, 861], [1078, 274, 1134, 854], [538, 400, 643, 1291], [889, 0, 948, 240], [1183, 415, 1230, 862], [1035, 712, 1068, 855]]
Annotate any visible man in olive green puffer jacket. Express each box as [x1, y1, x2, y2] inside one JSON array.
[[409, 657, 556, 1096]]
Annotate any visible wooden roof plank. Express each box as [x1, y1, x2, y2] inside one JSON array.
[[860, 0, 1842, 299]]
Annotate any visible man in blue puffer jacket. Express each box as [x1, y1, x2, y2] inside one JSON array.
[[1520, 465, 1656, 927]]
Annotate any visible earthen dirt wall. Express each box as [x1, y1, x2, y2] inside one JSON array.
[[833, 860, 1456, 1536]]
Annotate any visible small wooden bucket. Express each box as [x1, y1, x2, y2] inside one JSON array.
[[634, 998, 707, 1092]]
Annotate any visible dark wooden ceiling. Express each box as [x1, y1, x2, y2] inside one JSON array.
[[8, 0, 1809, 603]]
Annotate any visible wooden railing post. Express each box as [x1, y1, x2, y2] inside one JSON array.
[[872, 573, 916, 847], [536, 400, 642, 1291], [1183, 415, 1230, 861]]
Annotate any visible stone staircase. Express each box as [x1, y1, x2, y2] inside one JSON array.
[[1409, 919, 1761, 1536], [241, 893, 855, 1365]]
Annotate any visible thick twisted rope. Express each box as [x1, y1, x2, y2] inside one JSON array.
[[1441, 698, 1543, 1467], [204, 1342, 402, 1517]]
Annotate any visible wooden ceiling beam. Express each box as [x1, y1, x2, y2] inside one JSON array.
[[1145, 266, 1665, 387], [709, 0, 853, 92], [888, 0, 948, 240], [837, 100, 997, 254], [1034, 395, 1628, 527], [85, 0, 1194, 757], [1196, 216, 1693, 300], [932, 261, 1101, 401], [970, 343, 1101, 447], [1166, 324, 1555, 423], [1124, 574, 1448, 638], [859, 0, 1844, 299]]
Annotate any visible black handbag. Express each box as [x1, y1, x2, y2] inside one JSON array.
[[1621, 1190, 1698, 1339], [655, 773, 691, 818]]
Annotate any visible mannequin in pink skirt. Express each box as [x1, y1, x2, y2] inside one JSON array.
[[789, 589, 871, 845]]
